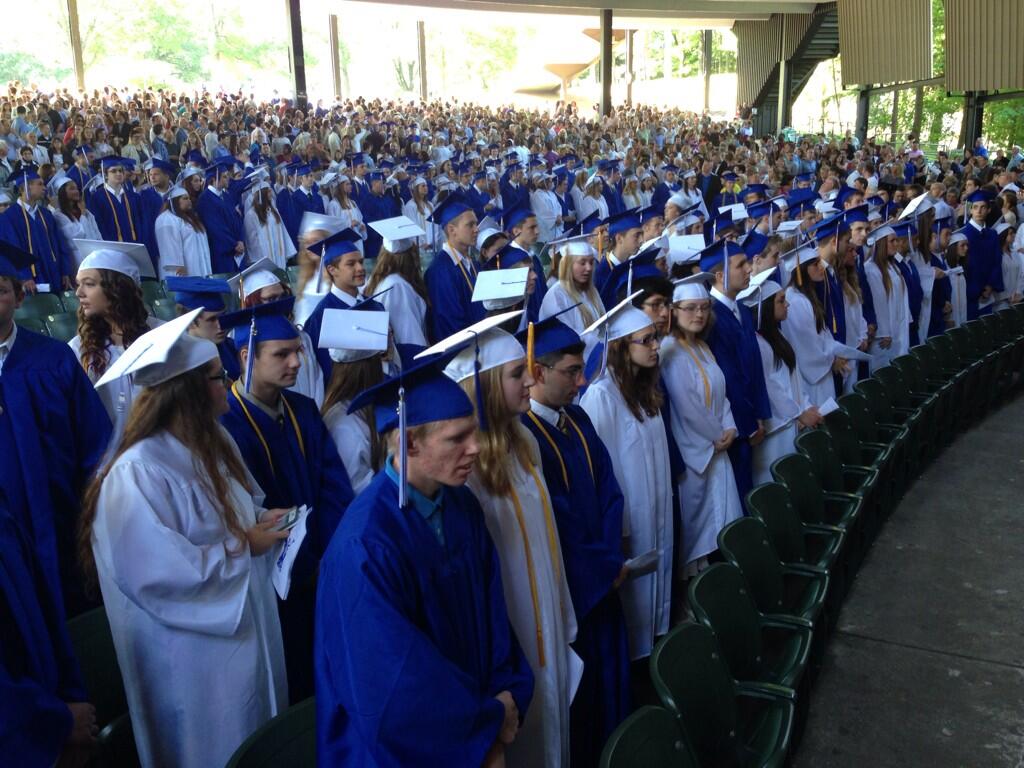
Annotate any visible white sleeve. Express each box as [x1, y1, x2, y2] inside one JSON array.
[[865, 263, 892, 338], [580, 385, 630, 538], [781, 291, 834, 385], [155, 214, 183, 272]]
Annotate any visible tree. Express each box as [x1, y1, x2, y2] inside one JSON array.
[[393, 58, 415, 92], [463, 26, 519, 90], [141, 5, 209, 82]]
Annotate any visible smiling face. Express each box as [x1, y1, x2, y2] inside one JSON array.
[[326, 251, 366, 294]]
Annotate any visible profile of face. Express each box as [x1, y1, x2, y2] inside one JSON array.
[[205, 358, 230, 416], [515, 217, 540, 247], [0, 276, 22, 327], [772, 290, 789, 322], [535, 352, 585, 408], [447, 210, 479, 251], [500, 358, 535, 415], [640, 293, 671, 337], [191, 310, 226, 344], [410, 414, 480, 487], [627, 325, 659, 368], [75, 269, 110, 317], [248, 338, 303, 390]]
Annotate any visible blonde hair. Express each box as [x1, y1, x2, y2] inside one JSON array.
[[557, 251, 602, 327], [459, 364, 535, 496]]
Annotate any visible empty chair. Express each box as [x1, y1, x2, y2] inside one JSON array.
[[599, 706, 699, 768], [836, 393, 908, 502], [148, 298, 179, 322], [139, 280, 166, 306], [650, 622, 795, 768], [795, 429, 880, 542], [225, 697, 316, 768], [14, 291, 64, 319], [45, 312, 79, 343], [61, 289, 80, 313], [15, 316, 49, 335]]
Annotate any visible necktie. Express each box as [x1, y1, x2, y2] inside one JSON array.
[[556, 412, 568, 435]]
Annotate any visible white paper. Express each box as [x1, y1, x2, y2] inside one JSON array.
[[624, 548, 660, 578], [272, 505, 311, 600], [567, 648, 584, 706], [946, 266, 965, 277], [35, 283, 51, 293], [818, 397, 840, 416], [831, 340, 873, 362]]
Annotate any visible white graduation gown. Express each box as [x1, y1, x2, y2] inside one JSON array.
[[52, 208, 103, 268], [538, 282, 605, 361], [950, 268, 968, 328], [70, 317, 163, 449], [864, 260, 910, 372], [530, 189, 562, 242], [580, 374, 673, 660], [154, 210, 212, 276], [91, 430, 287, 768], [752, 335, 813, 486], [325, 200, 366, 255], [468, 426, 579, 768], [842, 292, 869, 394], [994, 250, 1024, 310], [911, 250, 935, 340], [288, 329, 324, 407], [780, 287, 837, 406], [323, 399, 374, 494], [243, 208, 297, 270], [659, 338, 743, 567], [400, 199, 438, 252], [375, 273, 428, 347], [578, 195, 609, 222]]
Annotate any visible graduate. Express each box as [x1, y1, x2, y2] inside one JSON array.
[[2, 167, 76, 292], [424, 195, 486, 341], [891, 221, 925, 347], [276, 163, 303, 246], [782, 247, 844, 402], [69, 242, 161, 446], [0, 242, 112, 617], [428, 313, 579, 768], [195, 160, 246, 274], [580, 296, 673, 663], [928, 227, 955, 335], [660, 273, 744, 578], [503, 203, 549, 322], [359, 170, 401, 258], [155, 185, 213, 276], [88, 156, 145, 247], [539, 234, 606, 342], [520, 313, 632, 767], [364, 216, 431, 346], [244, 182, 297, 270], [139, 158, 175, 272], [290, 164, 326, 223], [315, 356, 533, 767], [960, 189, 1004, 319], [945, 231, 970, 328], [50, 176, 103, 269], [300, 228, 369, 381], [700, 238, 772, 506], [219, 297, 354, 702], [80, 312, 289, 768], [166, 275, 240, 381], [0, 494, 96, 767], [594, 209, 644, 294]]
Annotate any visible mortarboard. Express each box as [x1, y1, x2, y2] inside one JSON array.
[[483, 242, 532, 271], [742, 183, 769, 199], [672, 271, 713, 303], [219, 297, 299, 392], [741, 230, 769, 259], [516, 306, 582, 364], [227, 257, 284, 300], [100, 156, 129, 171], [605, 209, 642, 237], [472, 267, 530, 311], [428, 194, 474, 230], [369, 216, 425, 253], [866, 225, 896, 247], [581, 290, 648, 382], [166, 276, 230, 312], [964, 189, 992, 205], [322, 228, 364, 265], [503, 203, 536, 231], [698, 239, 745, 292], [600, 245, 660, 309], [834, 185, 861, 207], [75, 240, 154, 284], [318, 305, 391, 364], [144, 158, 175, 176]]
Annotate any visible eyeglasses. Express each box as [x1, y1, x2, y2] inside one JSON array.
[[543, 363, 584, 379], [630, 333, 659, 348], [642, 299, 670, 313], [674, 303, 711, 314], [208, 369, 230, 385]]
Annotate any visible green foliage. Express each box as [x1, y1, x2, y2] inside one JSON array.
[[710, 31, 736, 74], [0, 51, 58, 83], [141, 5, 209, 82], [463, 26, 519, 90], [393, 58, 415, 92], [983, 100, 1024, 150]]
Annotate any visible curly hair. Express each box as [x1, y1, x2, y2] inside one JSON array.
[[78, 362, 251, 591], [76, 269, 151, 376]]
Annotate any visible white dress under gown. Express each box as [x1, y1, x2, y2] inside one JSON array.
[[323, 399, 374, 494], [154, 210, 213, 276], [374, 273, 428, 347], [780, 287, 837, 406], [659, 337, 743, 568], [467, 425, 580, 768], [752, 335, 814, 486], [90, 429, 287, 768], [580, 373, 673, 660]]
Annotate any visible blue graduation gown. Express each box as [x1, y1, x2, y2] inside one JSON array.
[[929, 254, 952, 337], [218, 338, 241, 381], [66, 166, 92, 196], [424, 251, 486, 342], [712, 190, 741, 213], [962, 223, 1003, 319], [361, 193, 400, 260], [0, 501, 88, 767], [814, 269, 847, 343], [139, 187, 168, 273], [896, 258, 923, 346], [315, 471, 534, 767], [1, 203, 75, 288], [0, 329, 112, 617], [88, 185, 145, 245], [221, 387, 353, 701], [301, 290, 358, 382], [277, 187, 301, 246], [708, 299, 772, 505], [195, 188, 245, 274], [650, 181, 677, 214], [601, 183, 624, 216], [521, 405, 631, 765], [500, 181, 528, 213]]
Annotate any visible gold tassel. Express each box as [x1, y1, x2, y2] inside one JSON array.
[[527, 320, 536, 373]]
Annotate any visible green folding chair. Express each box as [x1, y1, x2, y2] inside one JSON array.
[[225, 697, 316, 768], [14, 291, 64, 319], [795, 429, 880, 540], [61, 289, 81, 313], [148, 298, 180, 322], [855, 377, 925, 478], [649, 623, 794, 768], [836, 393, 907, 502], [139, 279, 166, 306], [45, 312, 79, 343], [825, 407, 893, 515], [599, 706, 699, 768], [15, 316, 49, 335]]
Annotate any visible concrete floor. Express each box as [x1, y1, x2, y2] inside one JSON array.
[[793, 396, 1024, 768]]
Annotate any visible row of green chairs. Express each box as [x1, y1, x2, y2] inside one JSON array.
[[602, 304, 1024, 766], [15, 312, 80, 342]]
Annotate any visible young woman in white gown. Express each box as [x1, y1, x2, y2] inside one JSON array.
[[51, 178, 102, 267], [154, 188, 212, 277], [539, 238, 606, 360], [780, 251, 841, 405], [243, 183, 297, 270], [79, 320, 289, 768], [364, 226, 430, 347], [863, 227, 911, 373]]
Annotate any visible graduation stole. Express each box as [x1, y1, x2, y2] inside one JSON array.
[[526, 411, 594, 489], [508, 462, 563, 668], [447, 241, 476, 293], [230, 382, 306, 474], [19, 204, 54, 277], [104, 187, 137, 241], [677, 338, 712, 408]]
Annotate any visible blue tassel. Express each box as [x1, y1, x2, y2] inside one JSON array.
[[398, 385, 408, 508], [244, 316, 257, 393], [474, 352, 488, 432]]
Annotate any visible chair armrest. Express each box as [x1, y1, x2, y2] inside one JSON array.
[[735, 681, 798, 702], [761, 613, 815, 631]]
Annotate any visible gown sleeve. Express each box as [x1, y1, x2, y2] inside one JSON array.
[[580, 384, 630, 538], [864, 264, 892, 338], [782, 291, 835, 386]]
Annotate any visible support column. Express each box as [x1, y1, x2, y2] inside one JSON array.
[[417, 21, 428, 102], [855, 89, 869, 145], [66, 0, 86, 92], [961, 91, 985, 149], [702, 29, 712, 113], [625, 29, 635, 106], [329, 14, 342, 101], [775, 16, 790, 133], [599, 9, 613, 117], [285, 0, 308, 109]]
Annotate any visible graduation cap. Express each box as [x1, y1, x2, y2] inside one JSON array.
[[890, 220, 917, 238], [177, 166, 203, 184], [74, 144, 92, 158], [738, 278, 783, 313], [833, 185, 861, 208], [347, 353, 474, 506], [428, 194, 474, 230], [322, 228, 364, 265], [219, 297, 299, 392], [605, 209, 642, 237], [503, 203, 536, 231], [483, 242, 532, 272], [165, 276, 231, 312], [369, 216, 425, 253], [948, 231, 969, 247], [579, 210, 602, 236], [721, 171, 740, 183], [75, 240, 154, 284], [808, 213, 849, 243], [516, 305, 583, 367], [741, 230, 770, 259], [416, 310, 526, 430], [932, 215, 952, 233], [792, 172, 816, 186], [185, 149, 206, 167], [48, 172, 72, 197], [94, 308, 218, 389], [600, 244, 660, 310], [866, 225, 896, 247], [742, 183, 769, 199], [697, 239, 746, 293], [672, 271, 714, 303], [842, 203, 870, 225], [226, 257, 284, 301], [100, 156, 129, 171], [667, 234, 706, 267], [898, 192, 934, 221], [0, 240, 34, 280], [581, 290, 648, 383], [318, 305, 391, 363], [7, 166, 40, 194], [637, 205, 663, 226], [144, 158, 175, 176], [472, 266, 530, 311]]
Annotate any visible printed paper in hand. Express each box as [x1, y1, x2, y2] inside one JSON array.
[[273, 505, 311, 600], [625, 549, 660, 579], [818, 397, 840, 416]]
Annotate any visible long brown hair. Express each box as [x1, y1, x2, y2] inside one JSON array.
[[757, 292, 796, 372], [77, 270, 151, 376], [172, 194, 205, 232], [57, 182, 83, 220], [871, 239, 894, 297], [77, 363, 251, 588], [321, 355, 386, 472], [253, 186, 281, 226], [365, 245, 430, 303], [792, 264, 827, 331], [607, 336, 663, 421], [459, 365, 534, 497]]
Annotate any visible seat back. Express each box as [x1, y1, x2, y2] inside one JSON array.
[[45, 312, 80, 342], [225, 697, 317, 768], [874, 366, 911, 409], [599, 705, 699, 768], [61, 289, 81, 313], [140, 280, 167, 305], [648, 623, 738, 767], [823, 408, 863, 466], [837, 393, 880, 443], [893, 354, 926, 393], [14, 291, 64, 319], [66, 608, 128, 729], [855, 378, 897, 424], [770, 453, 828, 525], [148, 297, 180, 322], [689, 563, 763, 680], [15, 316, 49, 335], [746, 483, 809, 565], [795, 429, 846, 494], [718, 517, 786, 614]]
